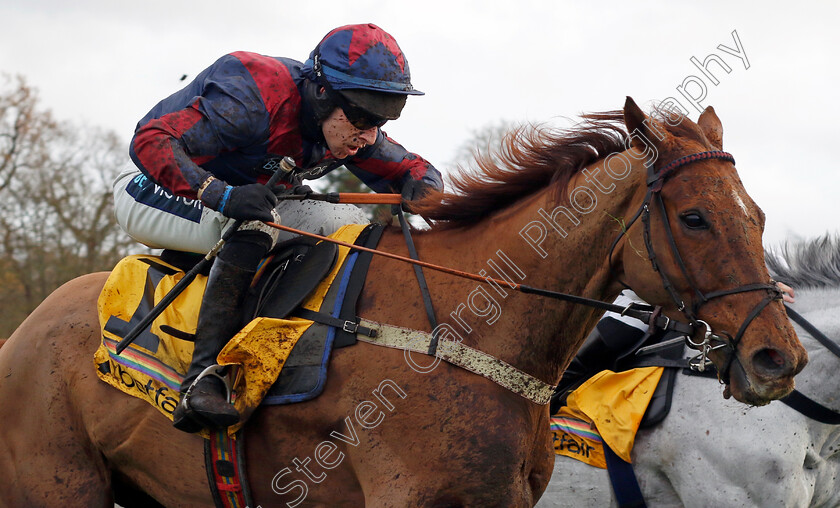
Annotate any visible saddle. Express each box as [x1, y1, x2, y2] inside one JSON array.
[[94, 223, 384, 436], [159, 235, 338, 326], [551, 316, 686, 429], [548, 316, 689, 472]]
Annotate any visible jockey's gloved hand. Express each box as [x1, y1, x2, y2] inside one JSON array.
[[393, 179, 434, 214], [220, 184, 278, 222]]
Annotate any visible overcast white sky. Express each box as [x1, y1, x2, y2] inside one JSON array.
[[1, 0, 836, 246]]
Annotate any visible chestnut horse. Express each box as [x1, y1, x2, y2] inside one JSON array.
[[0, 98, 806, 507]]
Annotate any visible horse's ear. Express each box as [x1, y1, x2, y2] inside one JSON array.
[[623, 96, 662, 149], [698, 106, 723, 150]]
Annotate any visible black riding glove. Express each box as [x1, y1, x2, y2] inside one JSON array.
[[220, 183, 278, 222], [392, 179, 434, 214]]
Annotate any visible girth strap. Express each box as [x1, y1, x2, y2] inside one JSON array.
[[204, 429, 253, 508], [355, 318, 556, 405], [603, 443, 647, 508], [295, 308, 378, 337]]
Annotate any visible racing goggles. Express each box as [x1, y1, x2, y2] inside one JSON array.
[[340, 104, 388, 130]]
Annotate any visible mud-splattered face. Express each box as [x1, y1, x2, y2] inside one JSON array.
[[321, 108, 378, 159]]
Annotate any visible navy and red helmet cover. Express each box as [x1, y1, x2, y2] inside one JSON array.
[[303, 23, 423, 97]]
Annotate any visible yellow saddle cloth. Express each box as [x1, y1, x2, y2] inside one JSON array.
[[94, 224, 366, 436], [550, 367, 663, 468]]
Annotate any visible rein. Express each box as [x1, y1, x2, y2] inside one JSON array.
[[780, 304, 840, 424], [261, 223, 695, 337], [786, 305, 840, 358]]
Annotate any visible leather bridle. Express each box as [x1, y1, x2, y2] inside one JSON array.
[[609, 150, 784, 379]]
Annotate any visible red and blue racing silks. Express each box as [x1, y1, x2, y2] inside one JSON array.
[[129, 51, 442, 212]]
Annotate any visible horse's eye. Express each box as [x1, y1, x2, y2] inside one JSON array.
[[680, 211, 709, 229]]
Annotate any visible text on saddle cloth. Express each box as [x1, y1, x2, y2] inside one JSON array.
[[93, 224, 370, 437], [550, 367, 664, 468]]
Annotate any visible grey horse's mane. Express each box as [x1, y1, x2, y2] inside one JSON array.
[[765, 233, 840, 289]]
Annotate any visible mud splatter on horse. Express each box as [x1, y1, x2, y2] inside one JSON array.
[[0, 98, 805, 506]]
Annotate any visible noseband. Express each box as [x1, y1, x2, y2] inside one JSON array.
[[611, 150, 784, 378]]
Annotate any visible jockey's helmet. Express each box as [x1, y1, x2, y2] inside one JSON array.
[[303, 23, 423, 124]]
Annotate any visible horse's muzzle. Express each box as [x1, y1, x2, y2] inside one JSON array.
[[723, 349, 800, 406]]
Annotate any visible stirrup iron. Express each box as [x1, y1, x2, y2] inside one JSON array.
[[178, 364, 232, 410]]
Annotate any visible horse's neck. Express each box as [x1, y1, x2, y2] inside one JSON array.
[[789, 286, 840, 413], [416, 151, 646, 384]]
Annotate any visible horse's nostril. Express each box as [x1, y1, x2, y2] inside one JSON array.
[[767, 349, 785, 366], [752, 348, 788, 375]]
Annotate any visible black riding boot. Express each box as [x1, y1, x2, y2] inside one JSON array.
[[172, 231, 272, 432]]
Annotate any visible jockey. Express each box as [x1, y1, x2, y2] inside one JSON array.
[[113, 23, 443, 433]]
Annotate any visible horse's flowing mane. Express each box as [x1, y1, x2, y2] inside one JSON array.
[[412, 112, 630, 225], [766, 234, 840, 288]]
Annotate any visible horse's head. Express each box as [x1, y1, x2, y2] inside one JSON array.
[[617, 97, 807, 405]]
